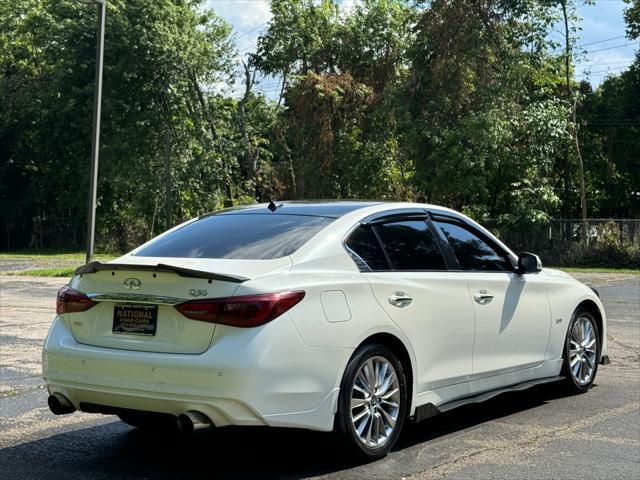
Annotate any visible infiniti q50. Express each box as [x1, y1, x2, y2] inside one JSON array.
[[43, 201, 609, 459]]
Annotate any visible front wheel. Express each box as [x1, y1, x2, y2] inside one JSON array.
[[335, 344, 407, 460], [561, 308, 601, 393]]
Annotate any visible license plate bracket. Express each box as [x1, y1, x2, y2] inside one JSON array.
[[112, 304, 158, 336]]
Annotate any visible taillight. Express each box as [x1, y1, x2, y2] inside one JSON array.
[[175, 291, 305, 328], [56, 286, 97, 314]]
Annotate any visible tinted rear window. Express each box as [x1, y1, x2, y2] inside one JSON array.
[[376, 220, 446, 270], [345, 225, 390, 271], [134, 214, 334, 259]]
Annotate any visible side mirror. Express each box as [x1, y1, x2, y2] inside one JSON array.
[[516, 252, 542, 275]]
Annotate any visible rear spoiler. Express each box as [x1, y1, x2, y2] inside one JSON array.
[[74, 261, 248, 283]]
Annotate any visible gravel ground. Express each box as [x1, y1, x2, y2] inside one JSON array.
[[0, 258, 81, 273], [0, 272, 638, 480]]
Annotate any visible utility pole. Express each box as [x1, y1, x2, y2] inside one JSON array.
[[78, 0, 106, 264]]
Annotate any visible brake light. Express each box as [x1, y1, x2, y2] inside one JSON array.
[[56, 286, 97, 314], [175, 291, 305, 328]]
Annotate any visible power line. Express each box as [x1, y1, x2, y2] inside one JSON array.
[[254, 87, 282, 92], [577, 65, 630, 77], [580, 35, 627, 48], [583, 42, 639, 54], [241, 40, 259, 53], [235, 21, 268, 40], [580, 60, 634, 66], [549, 30, 565, 41], [551, 35, 636, 53]]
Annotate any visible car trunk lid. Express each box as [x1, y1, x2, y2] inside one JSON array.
[[64, 257, 292, 354]]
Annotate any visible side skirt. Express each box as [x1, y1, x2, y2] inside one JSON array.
[[413, 375, 564, 423]]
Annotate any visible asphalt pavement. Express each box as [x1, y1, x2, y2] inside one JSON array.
[[0, 272, 638, 480]]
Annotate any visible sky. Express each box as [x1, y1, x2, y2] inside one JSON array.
[[205, 0, 639, 96], [573, 1, 637, 84]]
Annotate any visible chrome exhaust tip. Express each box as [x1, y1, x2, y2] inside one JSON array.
[[176, 411, 212, 435], [48, 393, 76, 415]]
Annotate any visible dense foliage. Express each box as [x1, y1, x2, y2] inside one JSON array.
[[1, 0, 638, 252]]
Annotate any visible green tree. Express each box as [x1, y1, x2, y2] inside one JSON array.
[[579, 73, 640, 217], [0, 0, 238, 250], [624, 0, 640, 39], [252, 0, 341, 96], [1, 0, 638, 253], [575, 0, 640, 218], [338, 0, 416, 94], [404, 0, 570, 226], [254, 0, 415, 200]]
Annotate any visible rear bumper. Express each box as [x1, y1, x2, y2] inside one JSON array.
[[43, 316, 351, 431]]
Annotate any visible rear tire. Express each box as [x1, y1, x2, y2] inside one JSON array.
[[560, 308, 601, 394], [335, 343, 407, 460]]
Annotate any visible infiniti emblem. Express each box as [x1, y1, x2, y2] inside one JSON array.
[[123, 278, 142, 290]]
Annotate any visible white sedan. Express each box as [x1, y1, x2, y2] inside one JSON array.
[[43, 201, 609, 459]]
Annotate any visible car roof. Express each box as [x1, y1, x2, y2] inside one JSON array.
[[205, 200, 385, 219]]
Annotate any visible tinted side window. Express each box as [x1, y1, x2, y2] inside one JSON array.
[[134, 214, 333, 260], [435, 221, 512, 271], [375, 220, 446, 271], [345, 226, 390, 271]]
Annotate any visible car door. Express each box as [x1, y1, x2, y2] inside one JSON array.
[[345, 212, 475, 394], [431, 215, 551, 377]]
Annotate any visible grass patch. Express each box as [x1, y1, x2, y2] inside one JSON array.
[[1, 251, 119, 277], [5, 267, 76, 277], [0, 251, 118, 261], [549, 266, 639, 274]]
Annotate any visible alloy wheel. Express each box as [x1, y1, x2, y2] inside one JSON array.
[[350, 356, 401, 448], [569, 316, 598, 385]]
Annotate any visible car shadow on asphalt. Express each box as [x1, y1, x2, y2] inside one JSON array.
[[0, 382, 585, 480], [396, 382, 581, 451]]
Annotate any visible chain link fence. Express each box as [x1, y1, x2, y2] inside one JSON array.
[[485, 219, 640, 268]]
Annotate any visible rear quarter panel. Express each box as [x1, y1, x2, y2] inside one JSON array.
[[235, 270, 414, 350], [234, 269, 419, 412]]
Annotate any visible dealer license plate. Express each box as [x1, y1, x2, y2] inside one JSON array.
[[112, 304, 158, 336]]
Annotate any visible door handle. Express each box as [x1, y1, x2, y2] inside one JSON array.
[[389, 292, 413, 308], [473, 290, 494, 305]]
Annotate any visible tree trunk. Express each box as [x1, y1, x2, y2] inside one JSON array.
[[561, 1, 587, 243], [561, 0, 572, 228], [572, 100, 588, 243], [164, 122, 172, 229], [278, 71, 288, 108], [238, 60, 257, 187], [189, 70, 233, 206]]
